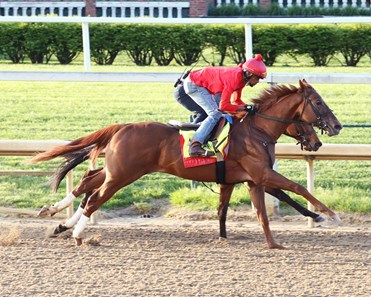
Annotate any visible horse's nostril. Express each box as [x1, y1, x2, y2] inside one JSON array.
[[315, 142, 322, 149], [335, 124, 342, 131]]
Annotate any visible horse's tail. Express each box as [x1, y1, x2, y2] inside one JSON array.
[[31, 124, 125, 164], [31, 124, 125, 192], [50, 147, 92, 192]]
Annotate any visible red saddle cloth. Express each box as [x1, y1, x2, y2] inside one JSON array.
[[179, 122, 230, 168], [180, 135, 218, 168]]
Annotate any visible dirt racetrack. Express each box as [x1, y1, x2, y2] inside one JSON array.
[[1, 210, 370, 297]]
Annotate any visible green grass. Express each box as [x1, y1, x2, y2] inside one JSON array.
[[0, 53, 370, 213]]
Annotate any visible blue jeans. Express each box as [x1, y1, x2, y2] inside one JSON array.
[[174, 84, 207, 123], [184, 79, 222, 144]]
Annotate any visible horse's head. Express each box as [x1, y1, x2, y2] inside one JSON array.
[[298, 79, 342, 136], [285, 122, 322, 152]]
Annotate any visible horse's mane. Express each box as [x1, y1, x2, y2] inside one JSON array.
[[252, 84, 299, 112]]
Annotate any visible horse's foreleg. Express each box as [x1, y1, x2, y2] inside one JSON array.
[[265, 187, 324, 222], [263, 170, 340, 224], [218, 184, 235, 239], [248, 183, 284, 249]]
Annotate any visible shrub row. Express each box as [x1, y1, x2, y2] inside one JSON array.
[[0, 23, 370, 67]]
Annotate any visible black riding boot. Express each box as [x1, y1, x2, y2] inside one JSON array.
[[189, 141, 214, 157]]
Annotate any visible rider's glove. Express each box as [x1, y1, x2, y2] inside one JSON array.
[[244, 104, 256, 115]]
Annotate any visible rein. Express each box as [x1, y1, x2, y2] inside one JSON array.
[[255, 112, 305, 125]]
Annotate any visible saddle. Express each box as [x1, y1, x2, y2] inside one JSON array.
[[169, 116, 232, 172]]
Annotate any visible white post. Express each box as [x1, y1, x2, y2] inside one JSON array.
[[244, 23, 253, 60], [264, 161, 280, 216], [66, 171, 74, 219], [306, 157, 315, 228], [82, 22, 91, 71], [89, 160, 98, 225]]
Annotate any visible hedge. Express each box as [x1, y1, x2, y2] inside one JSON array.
[[0, 23, 370, 67]]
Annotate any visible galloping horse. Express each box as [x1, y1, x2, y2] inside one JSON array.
[[38, 119, 324, 235], [32, 80, 342, 248]]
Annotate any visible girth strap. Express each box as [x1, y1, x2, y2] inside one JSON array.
[[216, 161, 226, 184]]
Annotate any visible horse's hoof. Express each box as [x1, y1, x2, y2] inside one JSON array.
[[37, 205, 58, 217], [269, 242, 285, 249], [314, 215, 325, 223], [331, 215, 342, 225], [74, 237, 83, 246], [53, 224, 70, 235], [218, 236, 227, 241]]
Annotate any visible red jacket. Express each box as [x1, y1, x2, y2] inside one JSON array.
[[189, 65, 247, 113]]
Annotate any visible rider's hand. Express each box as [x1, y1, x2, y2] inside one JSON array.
[[244, 104, 256, 115]]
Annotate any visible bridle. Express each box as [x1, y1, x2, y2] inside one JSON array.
[[288, 123, 318, 151], [254, 88, 328, 134], [300, 89, 328, 134], [216, 87, 325, 151]]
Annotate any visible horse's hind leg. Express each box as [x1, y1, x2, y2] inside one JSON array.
[[48, 169, 105, 235], [265, 187, 324, 222], [218, 184, 235, 239], [53, 191, 91, 234], [38, 168, 104, 217], [72, 174, 140, 245]]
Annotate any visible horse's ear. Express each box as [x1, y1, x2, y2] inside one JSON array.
[[298, 79, 305, 92]]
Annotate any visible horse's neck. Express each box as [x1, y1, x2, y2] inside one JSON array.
[[253, 94, 302, 141]]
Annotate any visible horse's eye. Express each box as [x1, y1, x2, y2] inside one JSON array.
[[316, 100, 322, 105]]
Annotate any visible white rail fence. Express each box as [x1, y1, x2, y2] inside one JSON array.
[[0, 141, 370, 225], [0, 71, 370, 84]]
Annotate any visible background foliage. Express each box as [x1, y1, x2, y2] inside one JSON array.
[[0, 23, 370, 67]]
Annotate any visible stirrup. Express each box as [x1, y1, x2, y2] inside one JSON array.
[[189, 149, 214, 157], [189, 142, 214, 157]]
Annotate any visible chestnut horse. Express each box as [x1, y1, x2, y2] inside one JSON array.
[[32, 80, 342, 248], [38, 120, 324, 235]]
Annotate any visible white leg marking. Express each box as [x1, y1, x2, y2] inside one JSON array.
[[53, 192, 76, 211], [331, 214, 342, 225], [65, 207, 84, 228], [72, 214, 90, 238]]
